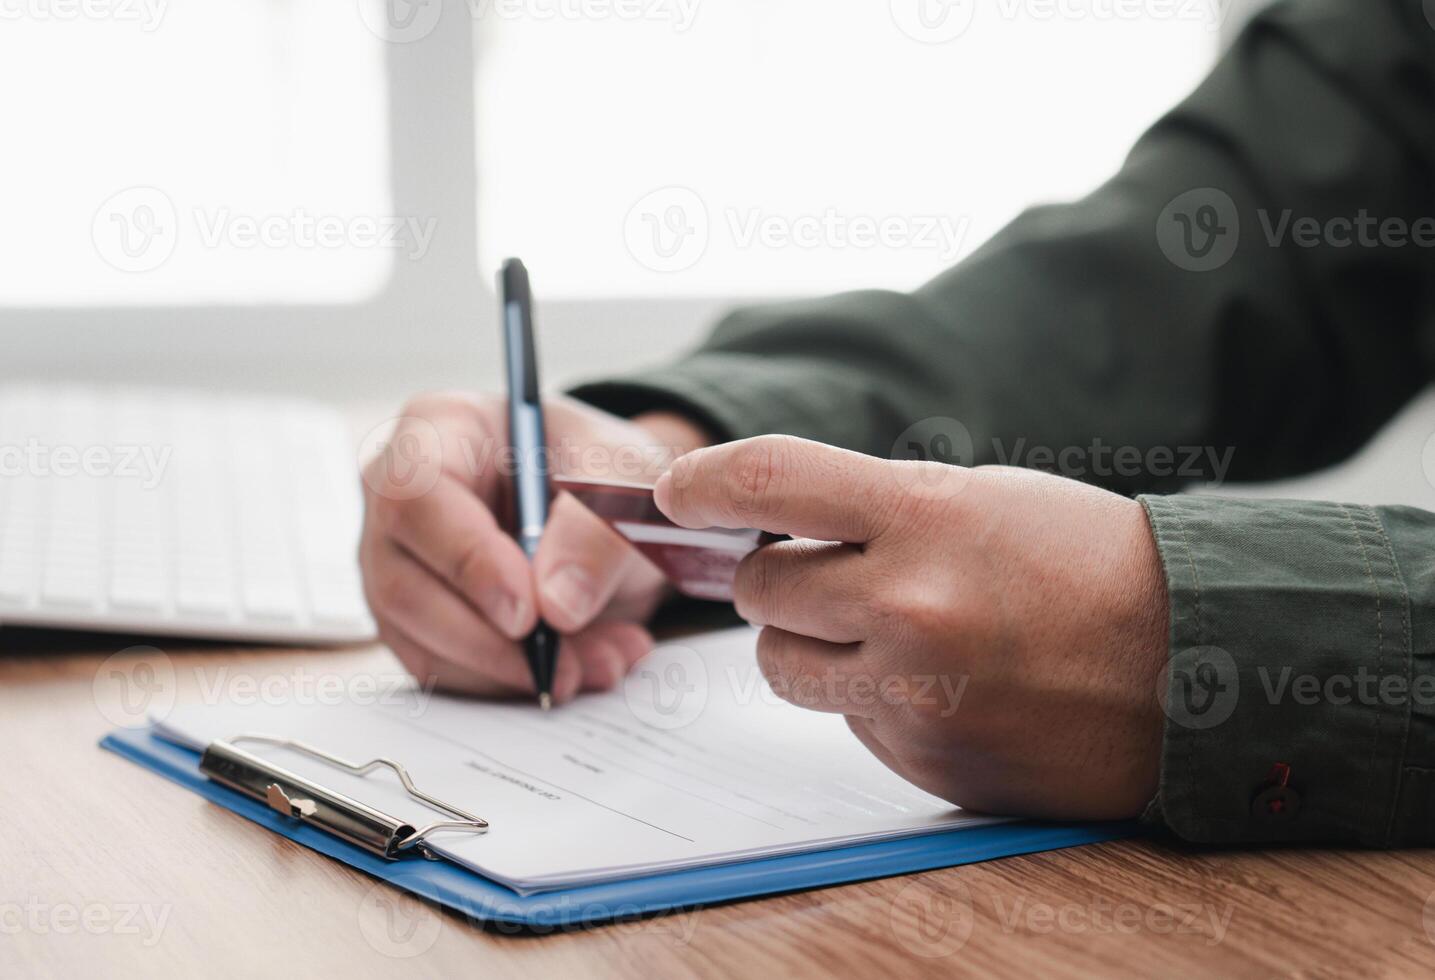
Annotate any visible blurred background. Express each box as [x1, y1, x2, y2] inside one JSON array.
[[4, 0, 1431, 508]]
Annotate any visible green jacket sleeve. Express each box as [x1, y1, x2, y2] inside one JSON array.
[[573, 0, 1435, 494], [570, 0, 1435, 845], [1141, 495, 1435, 846]]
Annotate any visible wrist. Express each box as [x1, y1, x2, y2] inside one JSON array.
[[1127, 500, 1172, 669], [1121, 497, 1171, 810]]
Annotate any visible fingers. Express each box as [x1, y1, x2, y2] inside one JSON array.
[[364, 394, 501, 495], [534, 493, 645, 633], [843, 715, 906, 783], [568, 620, 655, 691], [366, 536, 653, 698], [370, 474, 539, 640], [654, 435, 896, 543], [734, 539, 871, 644], [374, 567, 651, 701], [363, 540, 547, 692], [755, 626, 875, 718], [360, 391, 669, 701], [381, 622, 581, 702]]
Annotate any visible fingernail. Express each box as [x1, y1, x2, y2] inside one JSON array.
[[542, 565, 596, 626], [486, 588, 529, 638]]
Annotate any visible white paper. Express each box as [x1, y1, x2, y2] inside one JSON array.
[[156, 627, 1002, 893]]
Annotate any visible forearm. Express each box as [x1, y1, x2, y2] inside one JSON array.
[[575, 0, 1435, 492]]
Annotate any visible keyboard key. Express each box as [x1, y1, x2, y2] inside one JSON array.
[[40, 568, 101, 608], [109, 573, 168, 612], [241, 581, 301, 623], [309, 584, 371, 628], [175, 579, 236, 618], [0, 557, 36, 605]]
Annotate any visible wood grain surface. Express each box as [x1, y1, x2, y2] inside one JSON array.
[[4, 628, 1435, 979]]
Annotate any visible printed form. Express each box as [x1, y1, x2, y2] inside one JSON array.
[[156, 627, 1002, 893]]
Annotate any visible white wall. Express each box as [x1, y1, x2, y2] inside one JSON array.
[[10, 0, 1424, 513]]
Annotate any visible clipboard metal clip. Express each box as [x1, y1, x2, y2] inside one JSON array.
[[199, 733, 488, 861]]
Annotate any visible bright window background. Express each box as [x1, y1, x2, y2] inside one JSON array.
[[476, 1, 1219, 298], [0, 2, 391, 306]]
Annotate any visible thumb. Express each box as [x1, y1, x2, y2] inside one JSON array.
[[534, 492, 644, 632], [653, 435, 893, 543]]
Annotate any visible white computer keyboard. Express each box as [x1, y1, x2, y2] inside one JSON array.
[[0, 385, 376, 644]]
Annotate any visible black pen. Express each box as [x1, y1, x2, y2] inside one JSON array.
[[500, 258, 558, 710]]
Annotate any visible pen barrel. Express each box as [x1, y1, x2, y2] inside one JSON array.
[[525, 624, 557, 697], [502, 258, 557, 703], [509, 400, 549, 542]]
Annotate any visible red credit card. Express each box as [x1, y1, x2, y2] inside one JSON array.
[[554, 477, 778, 602]]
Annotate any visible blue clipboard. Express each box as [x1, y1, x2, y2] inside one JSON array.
[[102, 725, 1136, 929]]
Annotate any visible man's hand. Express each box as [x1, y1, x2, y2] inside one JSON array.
[[653, 435, 1170, 820], [360, 393, 708, 702]]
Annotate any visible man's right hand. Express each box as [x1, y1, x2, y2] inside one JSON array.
[[359, 393, 710, 703]]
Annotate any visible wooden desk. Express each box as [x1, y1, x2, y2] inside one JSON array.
[[4, 630, 1435, 979]]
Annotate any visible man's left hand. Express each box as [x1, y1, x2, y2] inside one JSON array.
[[653, 435, 1170, 820]]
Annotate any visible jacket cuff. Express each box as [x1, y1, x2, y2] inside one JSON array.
[[566, 355, 757, 446], [568, 291, 973, 459], [1139, 494, 1421, 845]]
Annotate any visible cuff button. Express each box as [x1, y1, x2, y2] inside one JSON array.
[[1251, 785, 1301, 821]]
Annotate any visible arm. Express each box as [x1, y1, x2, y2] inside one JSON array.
[[575, 0, 1435, 492], [571, 0, 1435, 846], [652, 432, 1435, 846]]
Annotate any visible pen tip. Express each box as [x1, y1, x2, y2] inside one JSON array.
[[539, 692, 552, 712]]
